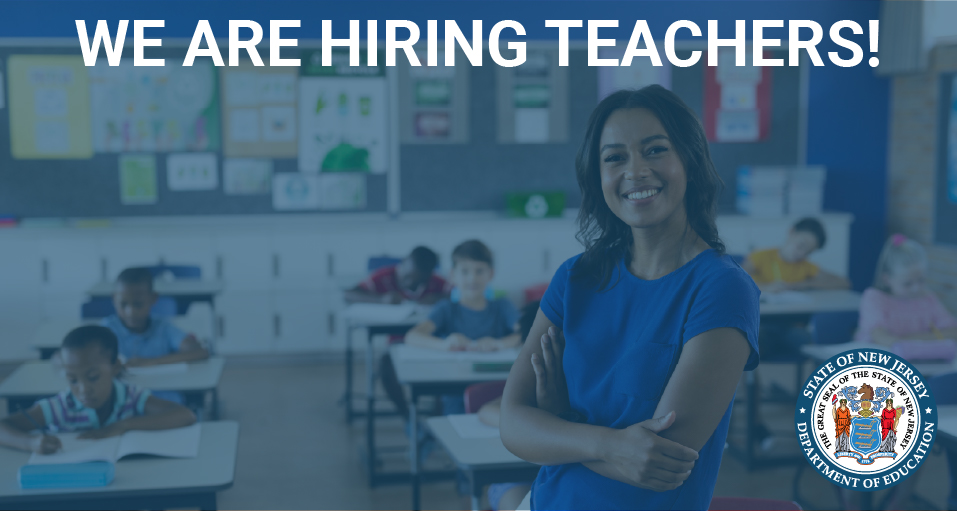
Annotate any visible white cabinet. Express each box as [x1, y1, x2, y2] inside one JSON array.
[[97, 235, 161, 280], [155, 234, 218, 279], [38, 238, 100, 293], [215, 235, 273, 290], [216, 291, 272, 355], [272, 291, 328, 353], [272, 235, 327, 290]]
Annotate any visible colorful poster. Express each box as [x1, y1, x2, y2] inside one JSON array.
[[223, 158, 272, 195], [273, 173, 320, 210], [221, 65, 297, 157], [119, 154, 158, 205], [319, 173, 366, 210], [298, 77, 388, 174], [703, 49, 772, 143], [597, 47, 672, 99], [88, 60, 220, 152], [949, 75, 957, 204], [7, 55, 92, 159], [166, 153, 218, 191]]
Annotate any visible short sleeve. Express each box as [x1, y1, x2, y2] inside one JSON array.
[[541, 256, 576, 326], [132, 385, 152, 415], [854, 288, 885, 343], [804, 261, 820, 279], [683, 269, 761, 370], [428, 300, 453, 338]]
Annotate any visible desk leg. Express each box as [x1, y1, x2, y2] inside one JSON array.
[[470, 471, 481, 511], [344, 323, 355, 422], [366, 328, 377, 487], [746, 371, 757, 470], [410, 392, 421, 511], [210, 388, 220, 420]]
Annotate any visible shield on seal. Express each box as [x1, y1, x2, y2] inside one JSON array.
[[850, 417, 881, 455]]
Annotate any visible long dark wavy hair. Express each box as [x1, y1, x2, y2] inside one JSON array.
[[573, 85, 725, 291]]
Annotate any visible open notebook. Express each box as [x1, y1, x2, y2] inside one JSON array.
[[28, 423, 201, 465]]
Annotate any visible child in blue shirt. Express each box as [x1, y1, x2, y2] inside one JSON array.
[[406, 239, 520, 413], [0, 325, 195, 453], [101, 267, 208, 367]]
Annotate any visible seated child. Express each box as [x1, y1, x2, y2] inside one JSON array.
[[844, 235, 957, 511], [476, 301, 538, 511], [101, 267, 209, 367], [345, 246, 450, 305], [743, 217, 850, 293], [406, 239, 520, 414], [856, 234, 957, 345], [0, 325, 196, 453], [343, 246, 450, 422]]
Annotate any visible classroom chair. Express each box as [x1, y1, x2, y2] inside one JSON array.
[[464, 381, 507, 414], [80, 296, 177, 320], [709, 497, 802, 510], [367, 256, 402, 273], [929, 372, 957, 511], [147, 264, 201, 280]]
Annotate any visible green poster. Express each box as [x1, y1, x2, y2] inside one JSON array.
[[119, 154, 158, 205]]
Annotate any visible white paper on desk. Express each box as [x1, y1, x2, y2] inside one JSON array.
[[344, 303, 417, 323], [28, 424, 201, 465], [127, 362, 188, 376], [760, 291, 814, 304], [394, 345, 520, 363], [448, 414, 500, 439]]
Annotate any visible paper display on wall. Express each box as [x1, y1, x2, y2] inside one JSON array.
[[704, 48, 771, 143], [597, 48, 672, 99], [223, 158, 272, 195], [319, 173, 366, 210], [221, 66, 297, 157], [119, 154, 158, 205], [7, 55, 93, 159], [298, 77, 389, 174], [273, 173, 321, 210], [88, 60, 220, 152], [166, 153, 218, 191]]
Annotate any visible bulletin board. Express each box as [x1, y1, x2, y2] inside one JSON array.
[[935, 73, 957, 245]]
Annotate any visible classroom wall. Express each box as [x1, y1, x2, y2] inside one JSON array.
[[886, 43, 957, 313]]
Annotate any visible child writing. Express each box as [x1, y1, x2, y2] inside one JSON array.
[[101, 267, 209, 367], [406, 239, 520, 414], [0, 325, 196, 453], [344, 246, 450, 305], [743, 217, 850, 292], [856, 234, 957, 344]]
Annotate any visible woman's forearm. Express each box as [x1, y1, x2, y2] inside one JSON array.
[[500, 402, 611, 466]]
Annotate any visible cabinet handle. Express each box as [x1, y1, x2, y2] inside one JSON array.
[[100, 258, 108, 281], [328, 312, 336, 335], [41, 259, 49, 283], [327, 253, 335, 277], [273, 254, 280, 278], [274, 314, 281, 337], [216, 256, 224, 279], [217, 315, 225, 338], [543, 249, 551, 273]]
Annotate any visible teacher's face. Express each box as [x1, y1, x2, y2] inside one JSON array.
[[599, 108, 687, 229]]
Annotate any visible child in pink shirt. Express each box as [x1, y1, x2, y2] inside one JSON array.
[[855, 234, 957, 344]]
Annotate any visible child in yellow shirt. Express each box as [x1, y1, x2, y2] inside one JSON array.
[[743, 217, 849, 292]]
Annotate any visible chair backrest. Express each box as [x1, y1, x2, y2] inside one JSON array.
[[367, 256, 402, 273], [464, 380, 507, 414], [81, 296, 178, 319], [928, 372, 957, 405], [148, 264, 201, 280], [710, 497, 802, 510], [810, 311, 859, 345]]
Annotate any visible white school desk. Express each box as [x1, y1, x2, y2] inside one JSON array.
[[0, 357, 226, 419], [0, 421, 238, 510], [759, 290, 862, 315], [426, 416, 538, 511], [800, 343, 957, 377], [391, 344, 515, 511]]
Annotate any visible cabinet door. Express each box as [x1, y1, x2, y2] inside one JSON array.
[[0, 295, 41, 361], [272, 234, 326, 291], [97, 235, 160, 280], [155, 234, 218, 280], [215, 235, 273, 291], [273, 291, 327, 353], [0, 237, 41, 293], [216, 292, 273, 354], [38, 238, 100, 294]]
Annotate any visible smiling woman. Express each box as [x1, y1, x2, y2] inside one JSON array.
[[499, 86, 761, 511]]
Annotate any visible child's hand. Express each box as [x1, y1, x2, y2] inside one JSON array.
[[78, 423, 126, 440], [30, 434, 62, 454], [531, 327, 571, 416], [470, 337, 501, 352], [445, 333, 471, 351]]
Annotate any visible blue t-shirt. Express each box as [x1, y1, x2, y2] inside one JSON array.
[[533, 249, 760, 511], [428, 298, 519, 341], [101, 314, 188, 360]]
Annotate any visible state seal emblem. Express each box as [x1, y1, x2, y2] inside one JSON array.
[[794, 348, 937, 491]]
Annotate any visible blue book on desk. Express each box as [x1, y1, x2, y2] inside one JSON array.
[[18, 461, 114, 489]]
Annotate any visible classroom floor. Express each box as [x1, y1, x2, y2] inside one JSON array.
[[0, 359, 951, 510]]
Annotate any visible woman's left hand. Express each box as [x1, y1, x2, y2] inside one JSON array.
[[531, 327, 571, 416]]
